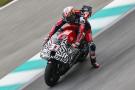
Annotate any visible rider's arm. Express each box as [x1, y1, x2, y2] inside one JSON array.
[[76, 17, 86, 45], [48, 18, 66, 38]]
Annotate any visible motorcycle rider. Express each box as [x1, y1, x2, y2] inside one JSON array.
[[43, 5, 100, 68]]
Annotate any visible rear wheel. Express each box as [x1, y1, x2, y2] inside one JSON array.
[[78, 51, 89, 62], [78, 41, 89, 62], [44, 62, 60, 86]]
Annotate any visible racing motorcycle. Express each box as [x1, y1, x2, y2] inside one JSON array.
[[40, 29, 89, 86]]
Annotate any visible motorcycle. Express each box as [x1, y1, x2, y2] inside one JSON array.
[[40, 29, 89, 86]]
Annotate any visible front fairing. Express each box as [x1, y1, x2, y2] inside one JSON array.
[[40, 33, 78, 64]]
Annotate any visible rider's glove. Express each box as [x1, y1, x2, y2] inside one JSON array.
[[72, 42, 80, 48]]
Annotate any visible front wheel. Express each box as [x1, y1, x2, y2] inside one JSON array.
[[44, 62, 60, 86]]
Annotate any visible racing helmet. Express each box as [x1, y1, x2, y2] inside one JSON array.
[[63, 6, 76, 22], [81, 5, 92, 16]]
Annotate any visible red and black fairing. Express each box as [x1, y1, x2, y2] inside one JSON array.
[[58, 27, 77, 44], [40, 28, 79, 64]]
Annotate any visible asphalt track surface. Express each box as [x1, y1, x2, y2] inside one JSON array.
[[3, 0, 135, 90], [0, 0, 113, 79], [24, 9, 135, 90]]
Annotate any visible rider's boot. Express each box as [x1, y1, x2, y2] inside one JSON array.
[[90, 52, 100, 68], [89, 42, 100, 68]]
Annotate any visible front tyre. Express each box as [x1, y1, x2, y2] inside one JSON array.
[[44, 62, 60, 87]]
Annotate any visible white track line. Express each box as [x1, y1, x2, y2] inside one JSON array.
[[0, 0, 18, 10], [107, 0, 135, 8], [0, 69, 44, 86], [94, 6, 135, 38], [90, 15, 120, 30]]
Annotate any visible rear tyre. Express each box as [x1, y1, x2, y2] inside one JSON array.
[[44, 62, 60, 87], [78, 51, 88, 63]]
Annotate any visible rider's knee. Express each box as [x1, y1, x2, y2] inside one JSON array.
[[89, 42, 96, 51]]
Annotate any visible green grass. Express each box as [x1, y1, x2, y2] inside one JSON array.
[[0, 0, 12, 7]]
